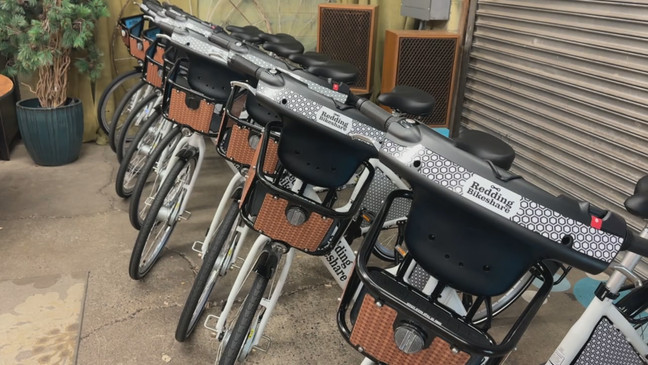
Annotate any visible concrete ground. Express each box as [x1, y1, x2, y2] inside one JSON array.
[[0, 142, 602, 364]]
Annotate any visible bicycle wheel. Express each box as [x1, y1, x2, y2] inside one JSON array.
[[217, 272, 270, 365], [109, 80, 152, 152], [469, 271, 535, 324], [114, 92, 159, 162], [128, 155, 197, 280], [114, 109, 164, 198], [97, 69, 141, 135], [129, 127, 182, 230], [175, 202, 243, 342]]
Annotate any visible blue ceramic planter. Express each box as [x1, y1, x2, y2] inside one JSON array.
[[16, 98, 84, 166]]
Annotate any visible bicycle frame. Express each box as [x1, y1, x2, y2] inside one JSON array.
[[194, 171, 247, 258], [546, 226, 648, 365]]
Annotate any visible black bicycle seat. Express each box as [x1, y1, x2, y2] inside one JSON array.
[[635, 175, 648, 195], [288, 51, 331, 68], [227, 25, 263, 43], [626, 175, 648, 219], [259, 32, 296, 43], [263, 40, 304, 58], [307, 60, 358, 84], [246, 93, 280, 126], [625, 195, 648, 219], [225, 25, 258, 33], [454, 129, 515, 170], [377, 85, 435, 116]]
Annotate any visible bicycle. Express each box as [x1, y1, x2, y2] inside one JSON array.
[[331, 95, 645, 364], [203, 63, 537, 364], [128, 33, 244, 280], [101, 15, 158, 142], [545, 176, 648, 364]]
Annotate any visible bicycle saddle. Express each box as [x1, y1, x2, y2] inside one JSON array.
[[377, 85, 435, 116], [227, 25, 263, 43], [259, 32, 296, 43], [635, 175, 648, 195], [288, 51, 331, 68], [263, 40, 305, 58], [245, 93, 280, 126], [454, 129, 516, 170], [307, 60, 358, 84], [625, 175, 648, 219]]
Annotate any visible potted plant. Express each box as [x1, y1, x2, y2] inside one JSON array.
[[0, 0, 108, 166]]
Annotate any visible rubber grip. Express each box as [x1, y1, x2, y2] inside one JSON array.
[[229, 55, 260, 78], [208, 34, 230, 49], [356, 98, 393, 132], [165, 11, 178, 20], [624, 230, 648, 257]]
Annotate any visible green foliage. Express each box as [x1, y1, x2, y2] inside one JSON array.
[[0, 0, 109, 105]]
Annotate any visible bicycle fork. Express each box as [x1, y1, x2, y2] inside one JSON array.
[[212, 236, 295, 349]]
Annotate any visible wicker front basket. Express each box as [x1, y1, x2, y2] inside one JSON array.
[[350, 294, 471, 365], [226, 125, 279, 173], [253, 193, 333, 252], [167, 88, 216, 135], [144, 45, 166, 89], [129, 36, 150, 61]]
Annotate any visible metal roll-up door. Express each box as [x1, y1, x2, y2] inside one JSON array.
[[456, 0, 648, 274]]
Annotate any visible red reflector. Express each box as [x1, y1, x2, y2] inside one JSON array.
[[333, 83, 339, 91], [591, 216, 602, 230]]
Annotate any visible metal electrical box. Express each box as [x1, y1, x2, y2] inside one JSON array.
[[401, 0, 451, 21]]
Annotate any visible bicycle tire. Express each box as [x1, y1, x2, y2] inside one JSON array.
[[114, 92, 159, 162], [129, 127, 181, 230], [115, 109, 164, 198], [175, 202, 241, 342], [109, 80, 150, 152], [96, 69, 141, 135], [129, 156, 196, 280], [470, 271, 535, 324], [218, 272, 270, 365]]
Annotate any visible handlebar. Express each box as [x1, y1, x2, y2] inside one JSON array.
[[623, 229, 648, 257], [207, 33, 231, 49], [228, 54, 262, 79], [353, 96, 403, 132]]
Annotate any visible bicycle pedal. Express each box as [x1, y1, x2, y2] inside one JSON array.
[[178, 210, 192, 221], [253, 335, 272, 353], [191, 241, 205, 256], [203, 314, 220, 333]]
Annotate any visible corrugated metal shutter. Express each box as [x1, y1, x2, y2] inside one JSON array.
[[457, 0, 648, 274]]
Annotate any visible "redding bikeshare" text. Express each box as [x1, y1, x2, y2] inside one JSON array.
[[466, 181, 516, 214], [319, 110, 350, 131]]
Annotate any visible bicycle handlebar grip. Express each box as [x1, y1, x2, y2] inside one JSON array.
[[208, 34, 230, 49], [229, 55, 261, 78], [356, 98, 394, 132], [165, 10, 183, 21], [624, 230, 648, 257]]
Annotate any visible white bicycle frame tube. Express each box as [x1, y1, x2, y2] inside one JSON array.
[[250, 248, 295, 349], [200, 172, 245, 256], [546, 297, 648, 365], [547, 226, 648, 364], [135, 93, 162, 127], [214, 234, 273, 334]]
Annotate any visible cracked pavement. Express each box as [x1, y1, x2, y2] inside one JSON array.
[[0, 143, 364, 364]]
